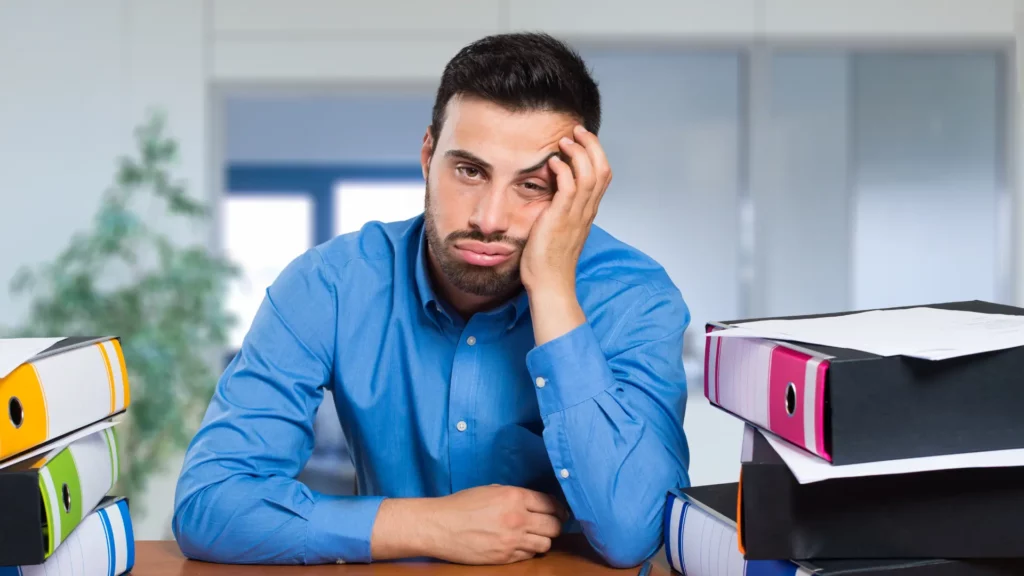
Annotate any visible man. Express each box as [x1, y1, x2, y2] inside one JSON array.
[[172, 32, 691, 568]]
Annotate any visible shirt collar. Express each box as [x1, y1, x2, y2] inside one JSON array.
[[413, 220, 530, 328], [414, 219, 441, 317]]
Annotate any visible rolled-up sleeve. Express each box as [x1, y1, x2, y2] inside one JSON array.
[[525, 287, 691, 568], [172, 248, 384, 564]]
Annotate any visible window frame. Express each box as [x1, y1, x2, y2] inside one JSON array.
[[221, 163, 423, 364], [226, 163, 424, 246]]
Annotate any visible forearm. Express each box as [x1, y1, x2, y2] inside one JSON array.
[[173, 472, 384, 564], [543, 396, 689, 566], [525, 290, 690, 567]]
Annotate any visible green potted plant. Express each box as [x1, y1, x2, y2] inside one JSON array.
[[3, 111, 240, 519]]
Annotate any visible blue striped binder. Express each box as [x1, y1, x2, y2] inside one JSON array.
[[0, 497, 134, 576], [665, 489, 805, 576]]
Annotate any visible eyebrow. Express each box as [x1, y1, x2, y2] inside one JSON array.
[[444, 149, 561, 176], [516, 152, 561, 175]]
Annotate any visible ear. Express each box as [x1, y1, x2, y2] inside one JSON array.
[[420, 126, 435, 181]]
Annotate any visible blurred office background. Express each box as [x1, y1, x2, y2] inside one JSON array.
[[1, 0, 1022, 539]]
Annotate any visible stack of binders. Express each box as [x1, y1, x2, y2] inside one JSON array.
[[0, 337, 135, 575], [663, 300, 1024, 575]]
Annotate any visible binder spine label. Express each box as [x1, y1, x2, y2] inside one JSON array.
[[96, 341, 127, 414], [704, 332, 831, 460], [0, 363, 48, 459]]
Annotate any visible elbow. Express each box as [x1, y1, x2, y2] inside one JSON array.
[[596, 535, 660, 569], [172, 478, 247, 564], [584, 516, 662, 569], [173, 533, 237, 566], [171, 493, 223, 563], [173, 526, 213, 563], [171, 496, 254, 565], [583, 484, 677, 569]]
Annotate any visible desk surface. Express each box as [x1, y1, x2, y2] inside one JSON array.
[[135, 538, 671, 575]]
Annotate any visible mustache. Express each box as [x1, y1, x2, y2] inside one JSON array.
[[445, 229, 527, 248]]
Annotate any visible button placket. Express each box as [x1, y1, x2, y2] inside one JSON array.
[[447, 319, 487, 492]]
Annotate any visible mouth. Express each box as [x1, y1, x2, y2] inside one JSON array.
[[452, 240, 515, 267]]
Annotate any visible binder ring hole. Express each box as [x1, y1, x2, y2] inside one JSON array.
[[8, 397, 23, 429], [61, 482, 72, 513], [785, 382, 797, 417]]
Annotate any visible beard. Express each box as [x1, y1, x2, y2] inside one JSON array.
[[423, 185, 527, 298]]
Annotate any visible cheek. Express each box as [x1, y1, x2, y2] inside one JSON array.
[[518, 199, 551, 231], [429, 176, 475, 226]]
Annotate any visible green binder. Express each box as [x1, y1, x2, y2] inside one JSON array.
[[0, 425, 119, 565]]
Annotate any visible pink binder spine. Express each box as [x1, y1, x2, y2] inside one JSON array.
[[704, 328, 831, 461]]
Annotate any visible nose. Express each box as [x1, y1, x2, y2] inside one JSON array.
[[468, 186, 510, 238]]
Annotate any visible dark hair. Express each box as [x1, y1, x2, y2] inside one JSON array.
[[429, 32, 601, 146]]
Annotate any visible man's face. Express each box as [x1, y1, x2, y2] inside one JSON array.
[[421, 95, 578, 298]]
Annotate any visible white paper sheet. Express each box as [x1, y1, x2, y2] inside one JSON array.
[[0, 337, 66, 379], [711, 307, 1024, 360], [0, 418, 118, 469], [761, 428, 1024, 484]]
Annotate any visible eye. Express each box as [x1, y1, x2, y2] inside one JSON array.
[[521, 181, 550, 194], [456, 165, 482, 179]]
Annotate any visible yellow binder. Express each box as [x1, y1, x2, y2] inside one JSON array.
[[0, 337, 130, 462]]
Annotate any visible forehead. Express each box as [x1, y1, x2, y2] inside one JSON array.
[[437, 95, 577, 159]]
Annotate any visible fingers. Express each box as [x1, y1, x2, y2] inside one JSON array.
[[506, 549, 536, 564], [557, 136, 595, 218], [526, 511, 563, 539], [570, 125, 612, 215], [520, 534, 553, 555], [572, 125, 611, 185], [522, 489, 565, 517], [547, 154, 576, 212]]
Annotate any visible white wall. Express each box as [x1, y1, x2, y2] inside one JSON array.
[[0, 0, 207, 540], [753, 54, 851, 318], [225, 92, 435, 164], [0, 0, 127, 326], [209, 0, 1016, 82], [1017, 1, 1024, 308], [852, 54, 1003, 309]]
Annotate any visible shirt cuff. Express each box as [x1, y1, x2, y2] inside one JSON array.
[[304, 494, 385, 564], [526, 321, 616, 417]]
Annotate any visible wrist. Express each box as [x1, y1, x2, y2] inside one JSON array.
[[524, 276, 577, 303], [370, 498, 437, 560], [527, 283, 586, 347]]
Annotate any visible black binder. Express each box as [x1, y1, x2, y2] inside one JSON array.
[[676, 483, 1024, 575], [739, 426, 1024, 560]]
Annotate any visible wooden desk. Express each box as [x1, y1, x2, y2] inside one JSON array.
[[135, 538, 672, 575]]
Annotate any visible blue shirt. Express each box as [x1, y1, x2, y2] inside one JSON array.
[[172, 215, 691, 568]]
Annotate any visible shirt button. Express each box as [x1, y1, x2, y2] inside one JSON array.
[[535, 377, 546, 388], [456, 420, 468, 432], [560, 468, 570, 479], [467, 336, 477, 346]]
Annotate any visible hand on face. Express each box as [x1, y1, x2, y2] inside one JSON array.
[[520, 124, 612, 295]]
